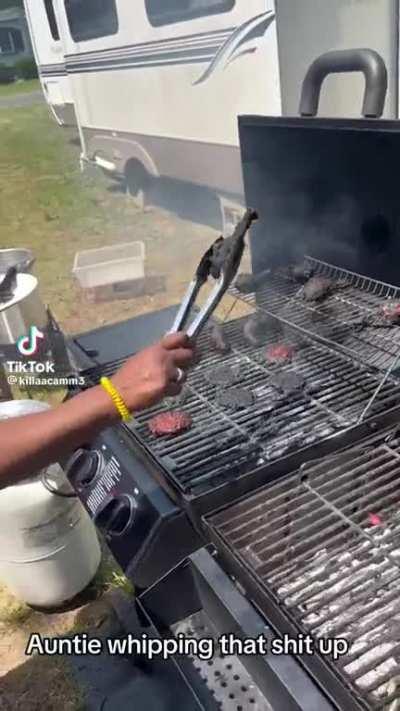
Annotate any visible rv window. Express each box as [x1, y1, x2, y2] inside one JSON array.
[[44, 0, 60, 41], [145, 0, 235, 27], [64, 0, 119, 42]]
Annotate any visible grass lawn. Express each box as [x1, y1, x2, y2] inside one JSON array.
[[0, 103, 222, 710], [0, 103, 146, 334], [0, 103, 220, 337], [0, 78, 40, 97], [0, 87, 246, 711]]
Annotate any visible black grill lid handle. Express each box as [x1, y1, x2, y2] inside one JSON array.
[[299, 48, 388, 118]]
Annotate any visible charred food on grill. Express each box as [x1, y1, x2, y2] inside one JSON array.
[[269, 370, 305, 396], [217, 387, 255, 410], [243, 313, 281, 347], [207, 364, 239, 388], [266, 343, 295, 364], [302, 275, 349, 302], [287, 261, 315, 284], [149, 411, 193, 437], [354, 301, 400, 330], [209, 323, 231, 354], [302, 276, 335, 302]]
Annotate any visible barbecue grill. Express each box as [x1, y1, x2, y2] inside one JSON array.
[[206, 425, 400, 710], [66, 49, 400, 711], [81, 275, 400, 517]]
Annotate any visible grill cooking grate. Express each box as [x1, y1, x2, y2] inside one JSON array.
[[209, 428, 400, 710], [230, 257, 400, 373], [85, 316, 400, 498]]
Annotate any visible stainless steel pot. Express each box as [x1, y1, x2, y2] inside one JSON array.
[[0, 249, 35, 274], [0, 273, 47, 346]]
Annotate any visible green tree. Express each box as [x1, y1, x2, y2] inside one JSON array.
[[0, 0, 24, 9]]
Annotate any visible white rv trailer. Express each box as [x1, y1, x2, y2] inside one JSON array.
[[24, 0, 400, 204], [24, 0, 75, 126]]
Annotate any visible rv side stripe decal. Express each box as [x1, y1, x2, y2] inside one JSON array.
[[40, 63, 68, 77], [38, 15, 275, 79], [66, 44, 223, 73], [39, 29, 235, 77], [63, 26, 237, 60]]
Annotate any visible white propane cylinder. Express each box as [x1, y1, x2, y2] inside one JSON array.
[[0, 400, 101, 607]]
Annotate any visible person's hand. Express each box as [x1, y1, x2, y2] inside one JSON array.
[[110, 333, 195, 412]]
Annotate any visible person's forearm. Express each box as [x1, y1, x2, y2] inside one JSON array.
[[0, 386, 119, 489], [0, 332, 194, 489]]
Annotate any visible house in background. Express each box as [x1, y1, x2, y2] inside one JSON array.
[[0, 6, 33, 65]]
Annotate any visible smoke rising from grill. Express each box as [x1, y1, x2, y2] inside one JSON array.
[[241, 122, 400, 286]]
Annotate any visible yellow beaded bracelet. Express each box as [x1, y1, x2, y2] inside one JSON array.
[[100, 377, 133, 423]]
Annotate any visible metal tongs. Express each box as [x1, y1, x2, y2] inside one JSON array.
[[170, 208, 258, 339]]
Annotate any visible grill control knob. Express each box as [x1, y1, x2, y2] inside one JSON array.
[[94, 496, 135, 538], [67, 449, 102, 489]]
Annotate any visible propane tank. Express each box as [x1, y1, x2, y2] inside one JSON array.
[[0, 400, 101, 607]]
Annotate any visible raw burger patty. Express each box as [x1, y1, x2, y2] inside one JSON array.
[[381, 302, 400, 324], [149, 411, 192, 437], [217, 387, 255, 410], [266, 343, 295, 364]]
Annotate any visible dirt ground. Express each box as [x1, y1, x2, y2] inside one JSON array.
[[0, 102, 253, 708], [0, 104, 251, 337], [0, 544, 134, 709]]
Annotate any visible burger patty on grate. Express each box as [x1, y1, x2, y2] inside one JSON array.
[[217, 387, 255, 410], [149, 411, 193, 437], [266, 343, 295, 364]]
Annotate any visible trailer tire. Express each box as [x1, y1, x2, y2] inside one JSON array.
[[125, 160, 151, 210]]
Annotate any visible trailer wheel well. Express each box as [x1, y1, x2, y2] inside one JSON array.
[[125, 159, 152, 197]]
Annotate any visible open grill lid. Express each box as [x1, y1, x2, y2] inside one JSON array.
[[239, 49, 400, 287]]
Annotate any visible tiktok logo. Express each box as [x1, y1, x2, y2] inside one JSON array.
[[17, 326, 45, 357]]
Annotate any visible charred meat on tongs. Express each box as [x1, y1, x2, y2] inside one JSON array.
[[169, 208, 258, 339]]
